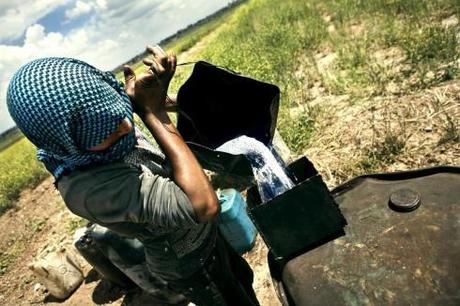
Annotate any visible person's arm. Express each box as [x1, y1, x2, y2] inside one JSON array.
[[140, 111, 219, 222], [165, 94, 178, 112], [123, 46, 219, 223]]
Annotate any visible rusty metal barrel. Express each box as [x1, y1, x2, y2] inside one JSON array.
[[269, 166, 460, 306]]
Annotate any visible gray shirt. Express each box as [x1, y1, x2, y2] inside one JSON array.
[[57, 145, 217, 280]]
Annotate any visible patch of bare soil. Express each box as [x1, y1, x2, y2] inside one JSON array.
[[0, 177, 101, 306], [243, 236, 281, 306], [304, 80, 460, 187], [441, 14, 459, 28]]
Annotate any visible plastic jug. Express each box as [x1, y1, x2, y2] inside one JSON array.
[[217, 189, 257, 254], [29, 248, 83, 299]]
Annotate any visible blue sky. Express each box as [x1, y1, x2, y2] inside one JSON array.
[[0, 0, 233, 133]]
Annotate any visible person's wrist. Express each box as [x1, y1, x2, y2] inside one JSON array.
[[137, 92, 166, 111], [138, 106, 168, 121]]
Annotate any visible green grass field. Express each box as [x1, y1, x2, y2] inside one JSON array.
[[1, 0, 458, 215], [0, 138, 48, 213], [166, 0, 459, 154]]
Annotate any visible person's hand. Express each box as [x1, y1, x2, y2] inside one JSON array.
[[123, 45, 177, 116]]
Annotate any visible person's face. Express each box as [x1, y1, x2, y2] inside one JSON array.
[[88, 118, 133, 151]]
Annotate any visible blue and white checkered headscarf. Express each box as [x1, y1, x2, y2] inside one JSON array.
[[7, 57, 135, 179]]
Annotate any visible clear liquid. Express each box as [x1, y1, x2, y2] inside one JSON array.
[[216, 136, 294, 202]]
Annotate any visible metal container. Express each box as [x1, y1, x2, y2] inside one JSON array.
[[269, 166, 460, 306], [246, 156, 347, 260]]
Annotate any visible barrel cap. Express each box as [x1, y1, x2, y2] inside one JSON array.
[[389, 188, 421, 212]]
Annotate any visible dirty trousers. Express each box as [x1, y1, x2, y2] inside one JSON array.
[[167, 233, 260, 306]]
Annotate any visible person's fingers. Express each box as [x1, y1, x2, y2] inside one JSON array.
[[123, 65, 136, 82], [169, 52, 177, 74], [147, 45, 168, 66], [146, 45, 155, 54], [152, 60, 166, 75], [143, 58, 153, 65], [155, 46, 169, 69], [152, 45, 167, 57], [143, 68, 161, 85], [141, 59, 164, 83], [123, 65, 136, 93], [149, 70, 161, 84]]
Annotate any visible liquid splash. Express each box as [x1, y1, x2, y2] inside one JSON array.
[[216, 136, 294, 202]]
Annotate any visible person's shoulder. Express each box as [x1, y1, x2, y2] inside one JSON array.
[[57, 163, 148, 224], [57, 162, 141, 195]]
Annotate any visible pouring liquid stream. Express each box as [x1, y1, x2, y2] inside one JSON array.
[[216, 136, 295, 203]]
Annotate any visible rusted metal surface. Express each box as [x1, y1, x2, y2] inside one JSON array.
[[277, 170, 460, 305]]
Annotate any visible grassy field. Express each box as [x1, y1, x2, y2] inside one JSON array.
[[167, 0, 459, 153], [1, 0, 459, 214], [166, 0, 459, 184], [0, 138, 48, 213]]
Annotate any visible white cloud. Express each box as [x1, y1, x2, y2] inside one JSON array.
[[0, 0, 69, 42], [0, 0, 232, 132], [65, 0, 93, 20], [158, 0, 187, 13], [24, 24, 46, 44], [95, 0, 107, 10]]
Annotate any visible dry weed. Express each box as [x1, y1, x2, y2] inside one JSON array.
[[304, 80, 460, 188]]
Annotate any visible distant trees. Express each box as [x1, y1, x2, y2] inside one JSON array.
[[112, 0, 247, 73]]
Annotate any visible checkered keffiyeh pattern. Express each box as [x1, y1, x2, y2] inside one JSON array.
[[7, 57, 135, 179]]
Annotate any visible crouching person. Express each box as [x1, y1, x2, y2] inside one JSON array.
[[7, 46, 260, 306]]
